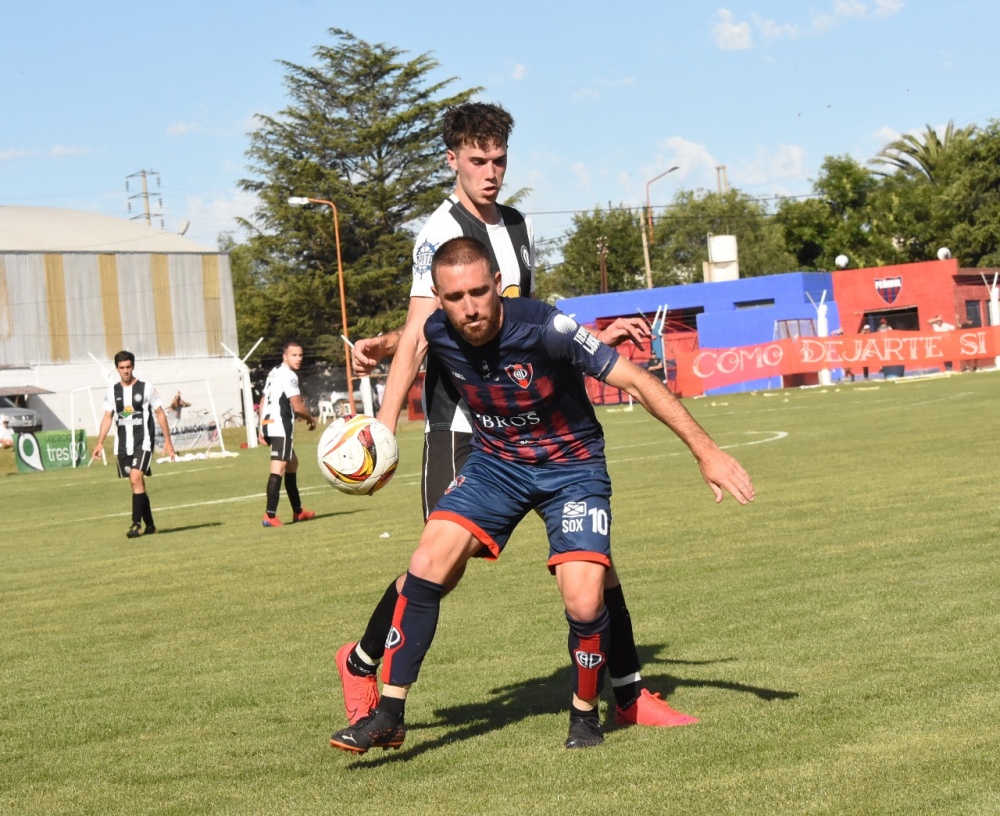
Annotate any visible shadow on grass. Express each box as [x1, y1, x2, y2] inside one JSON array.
[[145, 522, 223, 535], [340, 643, 797, 768]]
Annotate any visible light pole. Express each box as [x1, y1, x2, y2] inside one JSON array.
[[597, 235, 609, 294], [288, 196, 356, 414], [645, 166, 679, 246], [643, 166, 679, 289]]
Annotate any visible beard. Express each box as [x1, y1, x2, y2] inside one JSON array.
[[456, 305, 502, 346]]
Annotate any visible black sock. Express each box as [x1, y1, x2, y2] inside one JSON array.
[[266, 473, 282, 517], [131, 493, 143, 524], [605, 584, 642, 709], [570, 702, 598, 721], [358, 579, 401, 662], [141, 493, 154, 527], [347, 649, 376, 678], [378, 694, 405, 720], [285, 471, 301, 514]]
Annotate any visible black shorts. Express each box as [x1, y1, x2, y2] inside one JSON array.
[[269, 436, 294, 463], [421, 430, 473, 520], [116, 449, 152, 478]]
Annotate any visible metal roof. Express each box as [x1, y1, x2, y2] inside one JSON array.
[[0, 206, 218, 253]]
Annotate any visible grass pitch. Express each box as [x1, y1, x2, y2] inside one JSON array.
[[2, 373, 999, 815]]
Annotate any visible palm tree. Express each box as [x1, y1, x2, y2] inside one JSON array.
[[870, 120, 977, 182]]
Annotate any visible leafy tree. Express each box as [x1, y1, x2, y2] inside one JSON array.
[[234, 28, 478, 360], [536, 207, 645, 301], [936, 119, 1000, 266], [870, 120, 977, 182], [651, 189, 796, 282]]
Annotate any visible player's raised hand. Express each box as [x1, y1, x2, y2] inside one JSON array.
[[696, 448, 756, 505], [351, 337, 384, 376], [596, 317, 652, 349]]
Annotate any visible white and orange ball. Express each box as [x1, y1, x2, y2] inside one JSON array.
[[316, 415, 398, 496]]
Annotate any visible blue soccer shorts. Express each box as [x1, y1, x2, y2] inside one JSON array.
[[428, 450, 613, 572]]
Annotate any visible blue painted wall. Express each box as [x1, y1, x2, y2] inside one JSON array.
[[556, 272, 841, 394]]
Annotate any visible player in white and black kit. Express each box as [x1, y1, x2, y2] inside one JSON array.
[[258, 341, 317, 527], [339, 103, 690, 730], [92, 350, 176, 538]]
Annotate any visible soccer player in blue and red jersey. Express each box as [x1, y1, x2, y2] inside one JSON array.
[[330, 237, 756, 753]]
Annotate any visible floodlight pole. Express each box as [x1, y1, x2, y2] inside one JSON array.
[[288, 196, 356, 414], [644, 166, 679, 286]]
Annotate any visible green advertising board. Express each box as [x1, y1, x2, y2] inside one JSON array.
[[14, 430, 88, 473]]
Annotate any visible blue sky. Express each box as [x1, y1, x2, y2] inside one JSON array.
[[3, 1, 998, 254]]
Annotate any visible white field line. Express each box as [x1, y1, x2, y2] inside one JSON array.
[[15, 432, 786, 532]]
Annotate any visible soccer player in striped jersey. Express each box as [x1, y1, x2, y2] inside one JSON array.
[[92, 350, 176, 538], [330, 237, 755, 752], [258, 341, 317, 527], [342, 102, 679, 734]]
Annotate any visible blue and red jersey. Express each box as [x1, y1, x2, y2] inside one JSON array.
[[423, 298, 619, 465]]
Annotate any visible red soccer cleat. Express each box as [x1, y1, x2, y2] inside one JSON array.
[[615, 689, 699, 728], [292, 509, 316, 522], [261, 515, 283, 527], [336, 642, 380, 726]]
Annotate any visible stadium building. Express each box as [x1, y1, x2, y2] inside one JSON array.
[[0, 206, 243, 436], [556, 257, 998, 398]]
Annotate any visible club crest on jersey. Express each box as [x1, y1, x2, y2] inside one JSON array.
[[875, 276, 902, 304], [414, 240, 436, 278], [385, 627, 402, 650], [574, 650, 604, 670], [505, 363, 533, 389], [444, 475, 465, 494]]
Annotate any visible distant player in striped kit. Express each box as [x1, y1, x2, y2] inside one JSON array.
[[258, 341, 317, 527], [330, 238, 756, 753], [92, 350, 176, 539]]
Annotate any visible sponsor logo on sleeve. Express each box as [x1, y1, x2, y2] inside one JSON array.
[[573, 327, 601, 355]]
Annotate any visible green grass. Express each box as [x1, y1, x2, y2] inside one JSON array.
[[2, 373, 999, 815]]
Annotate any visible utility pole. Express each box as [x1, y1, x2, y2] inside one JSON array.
[[597, 235, 609, 294], [716, 165, 729, 195], [126, 169, 164, 229]]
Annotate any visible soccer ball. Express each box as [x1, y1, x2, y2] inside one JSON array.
[[316, 415, 399, 496]]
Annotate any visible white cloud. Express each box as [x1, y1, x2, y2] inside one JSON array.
[[511, 63, 527, 80], [50, 145, 91, 157], [874, 0, 904, 16], [167, 121, 203, 136], [712, 9, 753, 50], [752, 15, 801, 41], [722, 1, 904, 44], [734, 144, 809, 188], [0, 148, 33, 161], [571, 162, 592, 193], [178, 188, 259, 246]]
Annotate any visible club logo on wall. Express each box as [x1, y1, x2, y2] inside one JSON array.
[[875, 276, 902, 304]]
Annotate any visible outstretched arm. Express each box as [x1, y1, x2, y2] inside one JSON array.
[[376, 296, 436, 433], [604, 357, 756, 505]]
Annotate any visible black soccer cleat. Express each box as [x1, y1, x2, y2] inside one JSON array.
[[329, 709, 406, 754], [126, 522, 143, 539], [143, 526, 157, 536], [565, 715, 604, 749]]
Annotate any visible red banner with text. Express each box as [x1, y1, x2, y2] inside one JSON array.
[[675, 328, 1000, 395]]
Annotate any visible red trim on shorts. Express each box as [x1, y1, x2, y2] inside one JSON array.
[[427, 510, 501, 560], [546, 551, 612, 575]]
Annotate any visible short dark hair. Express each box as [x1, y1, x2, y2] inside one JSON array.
[[114, 350, 135, 366], [282, 340, 303, 354], [430, 237, 494, 288], [443, 102, 514, 152]]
